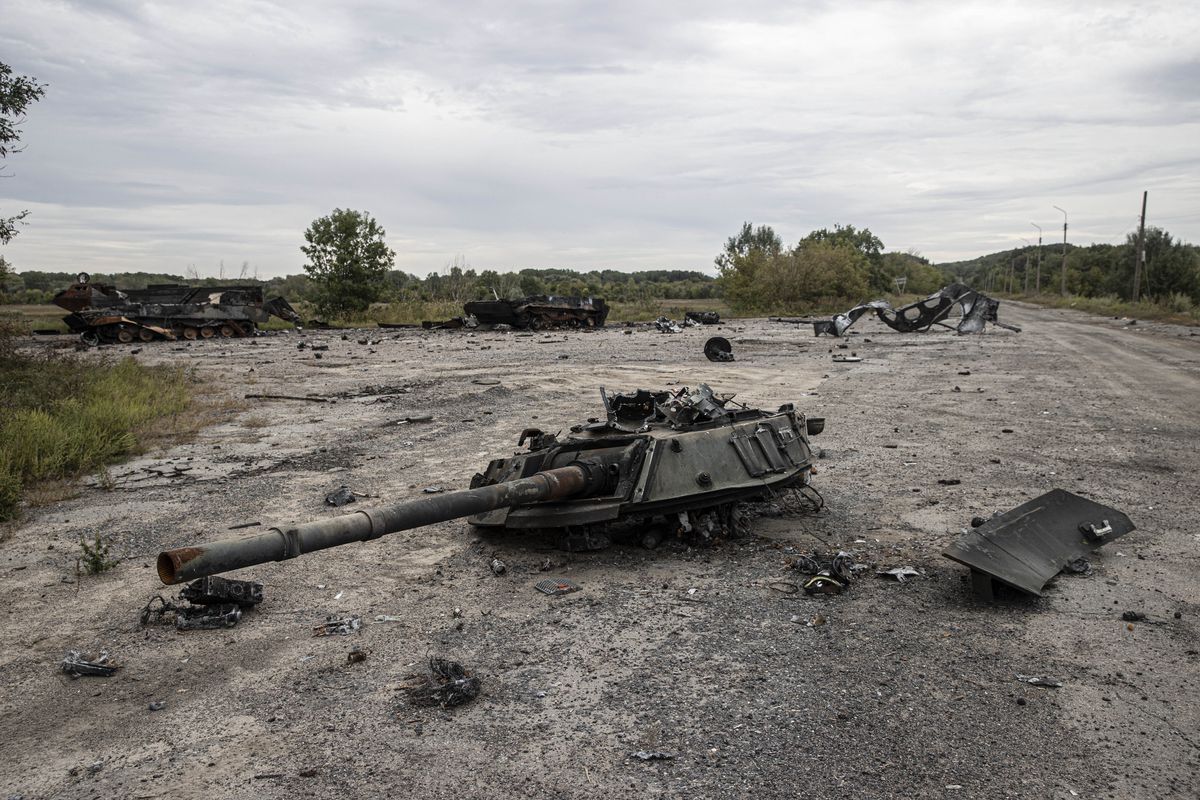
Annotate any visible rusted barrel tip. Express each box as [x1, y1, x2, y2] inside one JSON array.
[[157, 547, 201, 585]]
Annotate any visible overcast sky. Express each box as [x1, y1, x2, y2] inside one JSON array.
[[2, 0, 1198, 278]]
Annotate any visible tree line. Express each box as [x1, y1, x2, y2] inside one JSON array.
[[940, 227, 1200, 305]]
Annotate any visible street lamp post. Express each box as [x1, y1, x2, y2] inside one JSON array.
[[1052, 206, 1068, 296], [1031, 223, 1042, 293]]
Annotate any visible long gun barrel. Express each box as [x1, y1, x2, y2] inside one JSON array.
[[157, 464, 599, 585]]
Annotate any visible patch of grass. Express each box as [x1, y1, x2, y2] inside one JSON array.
[[0, 351, 195, 521], [240, 414, 270, 429]]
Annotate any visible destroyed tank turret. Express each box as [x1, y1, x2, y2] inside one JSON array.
[[157, 384, 823, 585], [53, 273, 302, 344]]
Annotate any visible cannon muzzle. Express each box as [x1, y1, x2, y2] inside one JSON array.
[[157, 464, 597, 585]]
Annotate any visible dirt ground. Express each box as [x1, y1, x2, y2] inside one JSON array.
[[1, 303, 1198, 800]]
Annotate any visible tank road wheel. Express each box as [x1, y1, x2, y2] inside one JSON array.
[[182, 327, 198, 340], [200, 326, 215, 339], [80, 330, 100, 347], [138, 328, 155, 342], [219, 324, 234, 338], [116, 328, 135, 344]]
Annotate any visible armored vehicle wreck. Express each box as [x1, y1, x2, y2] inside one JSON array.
[[53, 273, 302, 344], [157, 384, 823, 584], [463, 295, 609, 329]]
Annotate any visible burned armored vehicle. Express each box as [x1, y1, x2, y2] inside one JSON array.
[[463, 295, 609, 329], [53, 273, 302, 344], [157, 384, 823, 584]]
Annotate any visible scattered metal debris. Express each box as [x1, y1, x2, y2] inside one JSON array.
[[347, 646, 369, 664], [312, 616, 362, 636], [229, 520, 261, 530], [685, 311, 721, 325], [534, 578, 581, 596], [61, 650, 118, 678], [631, 751, 675, 761], [812, 284, 1021, 337], [943, 489, 1135, 600], [148, 701, 166, 711], [423, 486, 445, 494], [180, 576, 264, 606], [141, 576, 263, 631], [325, 486, 362, 507], [403, 658, 481, 707], [1015, 674, 1063, 688], [654, 316, 682, 333], [176, 604, 242, 630], [794, 551, 855, 595], [489, 557, 507, 576], [832, 354, 862, 363], [391, 415, 433, 425], [877, 566, 922, 583], [1121, 610, 1146, 622], [704, 336, 735, 362], [1062, 557, 1092, 574]]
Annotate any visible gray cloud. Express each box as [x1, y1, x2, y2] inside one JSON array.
[[1, 0, 1198, 276]]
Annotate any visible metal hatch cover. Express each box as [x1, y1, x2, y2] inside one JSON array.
[[942, 489, 1135, 598]]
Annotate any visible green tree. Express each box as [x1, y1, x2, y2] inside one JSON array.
[[1, 62, 47, 245], [714, 222, 783, 310], [802, 224, 887, 290], [300, 209, 395, 318]]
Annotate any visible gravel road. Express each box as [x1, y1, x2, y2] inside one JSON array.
[[1, 302, 1197, 799]]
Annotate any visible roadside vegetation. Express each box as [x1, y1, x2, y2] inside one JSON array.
[[0, 318, 196, 522]]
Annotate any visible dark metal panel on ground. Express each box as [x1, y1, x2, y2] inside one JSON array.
[[942, 489, 1135, 599]]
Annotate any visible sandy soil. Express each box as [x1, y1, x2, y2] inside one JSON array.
[[1, 304, 1198, 800]]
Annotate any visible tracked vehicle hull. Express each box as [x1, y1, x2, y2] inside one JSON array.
[[53, 274, 301, 344]]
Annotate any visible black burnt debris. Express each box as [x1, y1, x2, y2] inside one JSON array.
[[810, 283, 1021, 336], [402, 658, 482, 708], [942, 489, 1135, 600], [140, 577, 265, 631]]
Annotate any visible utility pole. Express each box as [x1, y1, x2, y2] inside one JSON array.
[[1053, 206, 1068, 295], [1132, 190, 1148, 302], [1031, 223, 1042, 293], [1020, 237, 1033, 293]]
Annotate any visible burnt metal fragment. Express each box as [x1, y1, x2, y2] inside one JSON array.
[[180, 576, 263, 607], [312, 616, 362, 636], [942, 489, 1135, 600], [685, 311, 721, 325], [704, 336, 735, 362], [403, 658, 481, 707], [534, 578, 581, 596], [176, 604, 242, 630], [325, 486, 357, 507], [61, 651, 118, 678], [812, 284, 1020, 337]]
